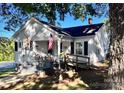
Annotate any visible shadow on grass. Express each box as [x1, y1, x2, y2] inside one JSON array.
[[1, 67, 109, 90], [6, 70, 88, 90], [77, 68, 109, 90], [0, 68, 16, 78]]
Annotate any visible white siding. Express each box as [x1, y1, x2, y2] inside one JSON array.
[[13, 20, 60, 63], [74, 36, 92, 56], [35, 41, 48, 54], [74, 37, 94, 63], [62, 41, 71, 54], [13, 18, 109, 66], [92, 24, 109, 63]]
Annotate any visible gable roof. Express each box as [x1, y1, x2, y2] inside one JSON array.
[[38, 20, 70, 36], [13, 17, 104, 38], [38, 19, 104, 37], [12, 17, 69, 38]]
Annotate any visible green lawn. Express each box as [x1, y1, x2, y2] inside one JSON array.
[[0, 68, 15, 78]]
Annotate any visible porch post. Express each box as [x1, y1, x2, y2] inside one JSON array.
[[57, 38, 61, 69]]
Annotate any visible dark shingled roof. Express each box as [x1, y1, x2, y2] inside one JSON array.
[[14, 18, 104, 38], [62, 23, 104, 37], [39, 19, 104, 37]]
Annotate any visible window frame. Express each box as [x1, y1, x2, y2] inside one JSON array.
[[75, 42, 83, 55], [18, 41, 23, 51], [19, 42, 22, 48]]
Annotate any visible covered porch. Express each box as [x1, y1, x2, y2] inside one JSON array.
[[32, 36, 73, 58]]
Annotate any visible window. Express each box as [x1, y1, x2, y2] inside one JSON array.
[[84, 41, 88, 55], [15, 42, 18, 52], [76, 42, 82, 55], [19, 42, 22, 48]]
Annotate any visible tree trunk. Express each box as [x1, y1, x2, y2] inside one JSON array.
[[107, 4, 124, 89]]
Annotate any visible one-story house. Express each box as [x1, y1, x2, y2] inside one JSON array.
[[12, 17, 109, 67]]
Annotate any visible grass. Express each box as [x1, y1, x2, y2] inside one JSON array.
[[0, 68, 16, 78], [0, 69, 108, 90], [0, 63, 108, 90], [6, 70, 90, 90], [0, 61, 14, 62]]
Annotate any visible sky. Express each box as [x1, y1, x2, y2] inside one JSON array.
[[0, 10, 107, 38]]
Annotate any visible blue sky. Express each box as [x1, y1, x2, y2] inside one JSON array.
[[0, 13, 107, 38]]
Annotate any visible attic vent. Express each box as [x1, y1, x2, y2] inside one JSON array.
[[33, 23, 37, 27]]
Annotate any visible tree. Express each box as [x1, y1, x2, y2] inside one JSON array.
[[0, 3, 107, 32], [0, 3, 124, 90], [0, 37, 14, 62], [4, 3, 124, 89], [106, 4, 124, 89]]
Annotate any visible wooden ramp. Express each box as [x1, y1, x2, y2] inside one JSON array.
[[64, 54, 90, 69]]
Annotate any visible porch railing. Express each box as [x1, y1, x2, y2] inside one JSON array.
[[64, 54, 90, 69]]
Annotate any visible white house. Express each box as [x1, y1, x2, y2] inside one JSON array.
[[12, 17, 109, 67]]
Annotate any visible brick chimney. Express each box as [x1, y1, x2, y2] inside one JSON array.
[[88, 18, 93, 25]]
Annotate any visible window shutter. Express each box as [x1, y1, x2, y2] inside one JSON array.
[[71, 42, 74, 54], [30, 41, 33, 51], [15, 42, 18, 52], [60, 42, 62, 52], [84, 41, 88, 55]]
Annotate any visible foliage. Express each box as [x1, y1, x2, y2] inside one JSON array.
[[0, 3, 108, 32], [0, 37, 14, 62], [60, 52, 66, 59]]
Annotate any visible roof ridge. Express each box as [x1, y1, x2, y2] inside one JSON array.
[[63, 23, 104, 29], [33, 17, 62, 30]]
